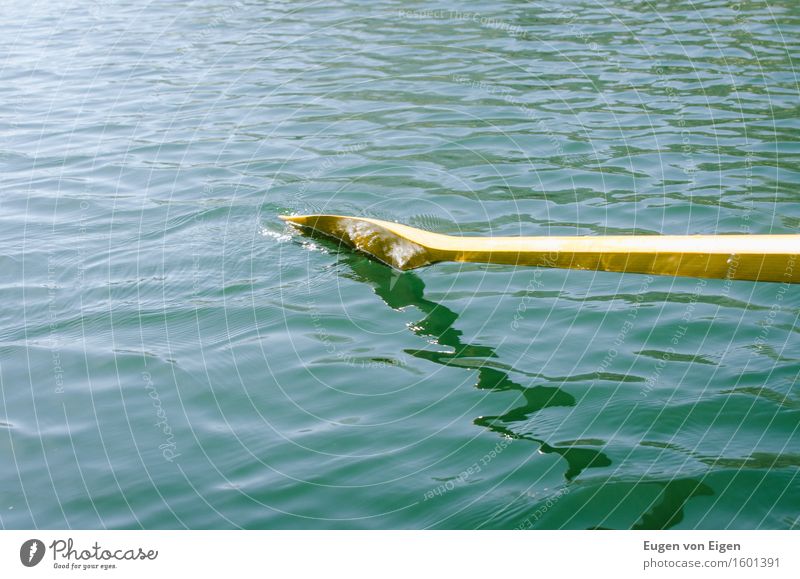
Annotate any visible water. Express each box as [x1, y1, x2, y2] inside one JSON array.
[[2, 0, 799, 529]]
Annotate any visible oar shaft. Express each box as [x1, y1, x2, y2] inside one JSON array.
[[440, 242, 794, 284], [432, 235, 799, 283]]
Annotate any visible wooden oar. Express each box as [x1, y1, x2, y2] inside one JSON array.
[[280, 214, 799, 284]]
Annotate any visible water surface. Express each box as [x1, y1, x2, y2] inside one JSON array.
[[1, 0, 799, 529]]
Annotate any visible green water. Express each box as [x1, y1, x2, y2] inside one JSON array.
[[2, 0, 799, 529]]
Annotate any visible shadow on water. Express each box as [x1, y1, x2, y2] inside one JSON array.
[[308, 242, 712, 529], [338, 253, 610, 481], [584, 478, 715, 530], [632, 479, 714, 530]]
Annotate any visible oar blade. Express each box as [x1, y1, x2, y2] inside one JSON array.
[[280, 214, 434, 270]]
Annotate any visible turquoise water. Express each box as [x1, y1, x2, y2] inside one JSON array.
[[2, 0, 799, 529]]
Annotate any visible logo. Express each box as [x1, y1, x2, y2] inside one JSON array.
[[20, 539, 45, 567]]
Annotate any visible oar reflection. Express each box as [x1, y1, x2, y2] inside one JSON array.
[[339, 253, 611, 481]]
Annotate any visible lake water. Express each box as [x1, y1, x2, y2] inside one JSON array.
[[2, 0, 799, 529]]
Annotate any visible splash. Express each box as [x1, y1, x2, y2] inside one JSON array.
[[340, 219, 430, 270], [260, 226, 292, 243]]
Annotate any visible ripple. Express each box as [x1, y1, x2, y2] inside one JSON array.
[[2, 0, 799, 530]]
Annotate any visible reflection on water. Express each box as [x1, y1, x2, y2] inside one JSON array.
[[337, 249, 718, 528], [587, 478, 715, 530], [643, 440, 800, 470], [342, 254, 611, 474], [333, 248, 721, 528], [634, 479, 714, 530]]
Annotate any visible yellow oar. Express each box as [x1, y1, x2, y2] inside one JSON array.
[[280, 214, 800, 284]]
